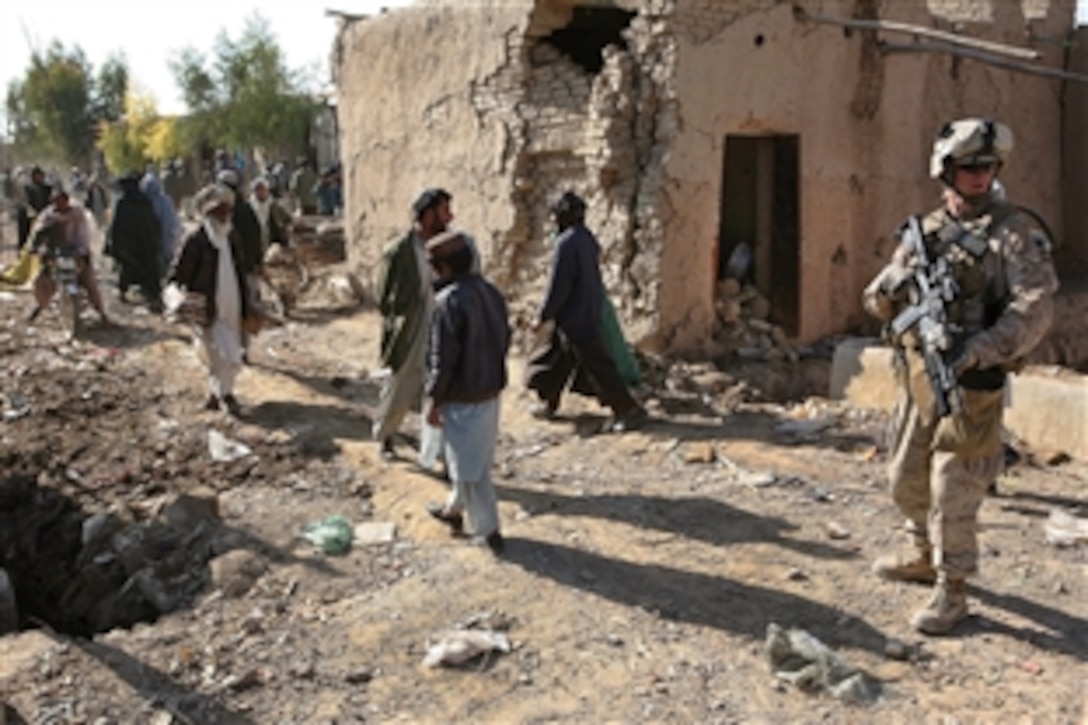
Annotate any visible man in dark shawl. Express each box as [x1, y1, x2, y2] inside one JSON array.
[[107, 173, 163, 310]]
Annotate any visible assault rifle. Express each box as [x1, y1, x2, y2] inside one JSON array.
[[888, 215, 963, 419]]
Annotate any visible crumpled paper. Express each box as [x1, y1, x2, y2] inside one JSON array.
[[208, 430, 253, 462], [422, 629, 511, 668], [764, 622, 878, 704]]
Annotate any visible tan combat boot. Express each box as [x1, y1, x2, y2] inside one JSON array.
[[872, 544, 937, 584], [910, 575, 968, 635]]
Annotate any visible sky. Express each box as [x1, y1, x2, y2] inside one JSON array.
[[0, 0, 415, 116], [1, 0, 1086, 119]]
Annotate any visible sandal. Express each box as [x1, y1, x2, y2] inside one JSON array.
[[425, 502, 464, 533]]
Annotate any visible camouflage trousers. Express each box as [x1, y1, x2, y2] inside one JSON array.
[[886, 385, 1005, 578]]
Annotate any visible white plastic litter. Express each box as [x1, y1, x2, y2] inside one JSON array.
[[422, 630, 511, 668], [1045, 508, 1088, 547], [208, 429, 253, 462]]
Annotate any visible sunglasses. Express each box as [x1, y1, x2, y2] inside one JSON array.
[[957, 161, 997, 174]]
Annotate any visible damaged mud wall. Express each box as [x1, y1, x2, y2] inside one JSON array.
[[335, 1, 534, 283], [507, 1, 673, 340], [659, 0, 1071, 350], [336, 0, 675, 342], [337, 0, 1073, 355]]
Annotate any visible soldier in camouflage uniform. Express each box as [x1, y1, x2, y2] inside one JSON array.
[[863, 118, 1058, 635]]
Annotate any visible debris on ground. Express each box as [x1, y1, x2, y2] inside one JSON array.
[[883, 638, 913, 661], [353, 521, 396, 546], [302, 515, 355, 555], [764, 623, 879, 705], [207, 429, 254, 462], [422, 629, 512, 668], [826, 521, 851, 540], [1044, 508, 1088, 547]]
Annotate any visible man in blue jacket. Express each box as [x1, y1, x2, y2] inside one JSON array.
[[423, 230, 510, 553], [526, 191, 647, 432]]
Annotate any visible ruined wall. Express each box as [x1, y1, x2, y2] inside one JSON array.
[[336, 0, 672, 335], [337, 0, 1074, 355], [659, 0, 1073, 349], [335, 1, 535, 283]]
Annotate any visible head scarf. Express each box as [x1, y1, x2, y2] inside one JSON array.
[[194, 184, 235, 217]]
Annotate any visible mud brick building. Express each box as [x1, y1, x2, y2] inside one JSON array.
[[335, 0, 1081, 353]]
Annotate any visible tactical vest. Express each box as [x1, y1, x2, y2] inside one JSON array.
[[918, 201, 1020, 390]]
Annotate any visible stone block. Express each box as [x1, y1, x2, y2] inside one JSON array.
[[831, 338, 1088, 460], [1004, 373, 1088, 461], [829, 338, 897, 410], [353, 522, 396, 546], [164, 488, 221, 530]]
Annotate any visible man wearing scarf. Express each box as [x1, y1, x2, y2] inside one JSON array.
[[169, 184, 251, 415], [108, 173, 163, 309], [248, 176, 291, 255], [140, 172, 181, 272]]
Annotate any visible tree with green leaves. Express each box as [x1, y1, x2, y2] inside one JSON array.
[[4, 43, 133, 168], [92, 53, 129, 123], [5, 42, 97, 165], [170, 13, 321, 162]]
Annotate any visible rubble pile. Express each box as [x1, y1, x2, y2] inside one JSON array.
[[712, 278, 800, 363], [0, 321, 371, 638], [290, 217, 347, 266], [0, 474, 243, 636]]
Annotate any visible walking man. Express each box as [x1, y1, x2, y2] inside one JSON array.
[[422, 230, 510, 553], [108, 173, 163, 309], [372, 188, 454, 460], [526, 191, 647, 432], [863, 118, 1058, 634], [169, 184, 252, 415]]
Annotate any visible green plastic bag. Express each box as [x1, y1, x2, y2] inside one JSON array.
[[302, 515, 354, 555], [600, 287, 641, 387]]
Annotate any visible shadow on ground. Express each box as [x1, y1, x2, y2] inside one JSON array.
[[496, 485, 858, 561], [968, 585, 1088, 661], [500, 537, 887, 655]]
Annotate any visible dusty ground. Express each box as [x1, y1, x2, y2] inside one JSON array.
[[0, 225, 1086, 724]]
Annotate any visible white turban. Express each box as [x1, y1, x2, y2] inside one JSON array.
[[194, 183, 235, 217]]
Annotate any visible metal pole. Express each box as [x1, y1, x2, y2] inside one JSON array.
[[793, 6, 1041, 61], [880, 41, 1088, 85]]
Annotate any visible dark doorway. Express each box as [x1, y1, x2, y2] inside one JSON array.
[[718, 135, 801, 336], [542, 6, 637, 73]]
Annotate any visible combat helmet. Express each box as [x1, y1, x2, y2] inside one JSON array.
[[929, 118, 1013, 186]]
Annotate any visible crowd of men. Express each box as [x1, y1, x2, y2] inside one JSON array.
[[0, 116, 1061, 636]]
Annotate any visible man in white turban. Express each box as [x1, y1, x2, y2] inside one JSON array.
[[167, 184, 252, 414]]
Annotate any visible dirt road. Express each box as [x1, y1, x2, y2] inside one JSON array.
[[0, 264, 1085, 724]]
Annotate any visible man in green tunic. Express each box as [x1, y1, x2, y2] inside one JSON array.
[[372, 188, 454, 460]]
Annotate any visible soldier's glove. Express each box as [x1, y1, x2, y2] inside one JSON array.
[[951, 346, 979, 377], [877, 264, 913, 299]]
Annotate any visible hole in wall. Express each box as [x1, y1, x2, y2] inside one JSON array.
[[542, 5, 637, 73], [754, 33, 765, 46]]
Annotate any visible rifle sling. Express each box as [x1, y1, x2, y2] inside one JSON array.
[[958, 366, 1006, 391]]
